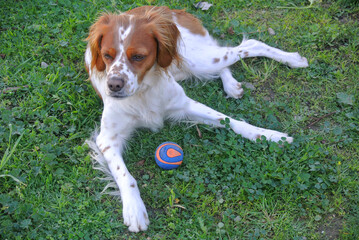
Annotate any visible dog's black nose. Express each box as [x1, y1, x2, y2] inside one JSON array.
[[108, 77, 125, 92]]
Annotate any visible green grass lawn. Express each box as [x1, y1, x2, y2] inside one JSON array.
[[1, 0, 358, 239]]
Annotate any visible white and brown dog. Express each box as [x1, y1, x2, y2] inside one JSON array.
[[85, 6, 308, 232]]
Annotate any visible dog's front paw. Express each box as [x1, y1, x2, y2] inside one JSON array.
[[259, 129, 293, 143], [122, 188, 150, 232], [287, 52, 309, 68], [231, 121, 293, 143]]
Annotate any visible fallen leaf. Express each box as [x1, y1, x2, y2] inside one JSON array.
[[268, 27, 275, 35], [137, 159, 146, 166], [196, 125, 202, 138], [227, 26, 235, 35], [41, 62, 49, 68], [194, 2, 213, 11]]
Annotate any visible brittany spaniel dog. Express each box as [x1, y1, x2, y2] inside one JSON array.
[[85, 6, 308, 232]]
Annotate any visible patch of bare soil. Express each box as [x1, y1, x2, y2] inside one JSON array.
[[317, 215, 343, 240]]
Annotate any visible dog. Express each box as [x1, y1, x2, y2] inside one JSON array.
[[84, 6, 308, 232]]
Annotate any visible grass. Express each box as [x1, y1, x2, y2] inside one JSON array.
[[0, 0, 358, 239]]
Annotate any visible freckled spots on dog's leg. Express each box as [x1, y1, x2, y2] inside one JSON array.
[[102, 146, 111, 153], [213, 58, 220, 63]]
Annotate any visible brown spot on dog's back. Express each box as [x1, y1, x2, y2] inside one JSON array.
[[173, 9, 206, 36], [213, 58, 220, 63]]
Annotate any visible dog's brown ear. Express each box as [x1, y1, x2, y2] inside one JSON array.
[[86, 14, 112, 72], [147, 8, 180, 68]]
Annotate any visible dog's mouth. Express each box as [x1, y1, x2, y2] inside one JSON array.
[[108, 92, 129, 99]]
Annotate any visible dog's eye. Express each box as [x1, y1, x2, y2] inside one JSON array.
[[104, 54, 114, 60], [131, 54, 145, 62]]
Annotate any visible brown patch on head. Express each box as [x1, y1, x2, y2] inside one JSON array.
[[86, 14, 130, 72], [145, 8, 180, 68], [122, 6, 181, 84], [173, 9, 206, 36], [102, 146, 111, 153], [213, 58, 220, 63]]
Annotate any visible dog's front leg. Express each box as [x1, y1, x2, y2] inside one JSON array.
[[184, 98, 293, 143], [96, 115, 149, 232]]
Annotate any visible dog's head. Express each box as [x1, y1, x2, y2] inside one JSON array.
[[86, 7, 180, 99]]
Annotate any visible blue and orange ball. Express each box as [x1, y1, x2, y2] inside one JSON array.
[[155, 142, 183, 170]]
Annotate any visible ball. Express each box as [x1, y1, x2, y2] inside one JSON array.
[[155, 142, 183, 170]]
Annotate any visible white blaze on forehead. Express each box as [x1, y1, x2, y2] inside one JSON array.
[[119, 24, 132, 42], [107, 22, 139, 97]]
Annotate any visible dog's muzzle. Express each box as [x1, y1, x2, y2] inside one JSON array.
[[107, 76, 127, 98]]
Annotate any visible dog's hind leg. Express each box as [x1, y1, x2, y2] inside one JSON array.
[[182, 38, 308, 98]]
